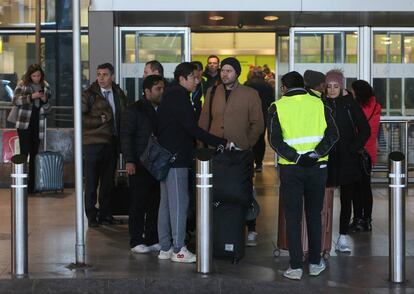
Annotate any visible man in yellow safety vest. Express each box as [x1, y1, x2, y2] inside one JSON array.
[[267, 71, 339, 280]]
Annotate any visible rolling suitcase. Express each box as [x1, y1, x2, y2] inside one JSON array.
[[213, 202, 247, 263], [274, 188, 334, 259], [34, 117, 64, 193]]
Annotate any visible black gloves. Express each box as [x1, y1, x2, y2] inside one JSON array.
[[296, 152, 319, 167]]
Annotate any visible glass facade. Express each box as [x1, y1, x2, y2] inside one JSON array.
[[0, 0, 89, 127], [292, 30, 358, 90], [372, 31, 414, 116]]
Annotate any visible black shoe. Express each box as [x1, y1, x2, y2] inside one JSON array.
[[255, 165, 263, 172], [99, 216, 121, 225], [363, 218, 372, 232], [349, 218, 364, 233], [88, 218, 99, 228]]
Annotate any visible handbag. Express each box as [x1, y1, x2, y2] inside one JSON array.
[[246, 187, 260, 221], [7, 106, 18, 124], [346, 105, 375, 176], [139, 135, 176, 181]]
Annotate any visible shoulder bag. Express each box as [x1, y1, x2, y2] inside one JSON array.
[[346, 104, 377, 176], [139, 135, 176, 181]]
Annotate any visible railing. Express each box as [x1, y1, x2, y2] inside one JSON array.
[[373, 116, 414, 184], [0, 105, 74, 128]]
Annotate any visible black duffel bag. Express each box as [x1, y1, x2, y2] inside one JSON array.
[[212, 150, 254, 206]]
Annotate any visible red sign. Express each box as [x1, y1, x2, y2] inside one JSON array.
[[2, 131, 20, 163]]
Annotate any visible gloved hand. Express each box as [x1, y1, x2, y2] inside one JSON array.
[[296, 152, 319, 167]]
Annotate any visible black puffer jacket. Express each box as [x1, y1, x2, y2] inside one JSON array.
[[120, 98, 157, 165], [324, 92, 370, 187]]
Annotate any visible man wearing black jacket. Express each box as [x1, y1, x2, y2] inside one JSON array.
[[120, 75, 164, 254], [268, 71, 339, 280], [157, 62, 228, 263]]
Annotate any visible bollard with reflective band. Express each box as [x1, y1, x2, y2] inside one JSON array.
[[11, 154, 28, 276], [388, 151, 406, 283], [196, 149, 214, 274]]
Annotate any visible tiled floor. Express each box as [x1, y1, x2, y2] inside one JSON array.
[[0, 164, 413, 293]]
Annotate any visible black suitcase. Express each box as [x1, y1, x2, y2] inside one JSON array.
[[34, 117, 64, 193], [212, 150, 254, 206], [213, 202, 247, 263]]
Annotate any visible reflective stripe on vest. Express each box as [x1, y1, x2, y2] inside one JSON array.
[[274, 93, 328, 165]]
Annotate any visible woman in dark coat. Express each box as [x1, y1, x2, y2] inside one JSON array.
[[323, 70, 370, 253], [350, 80, 381, 232]]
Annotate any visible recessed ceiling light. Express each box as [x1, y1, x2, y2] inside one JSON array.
[[404, 39, 412, 43], [264, 15, 279, 21], [209, 15, 224, 21]]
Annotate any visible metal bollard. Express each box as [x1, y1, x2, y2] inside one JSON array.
[[196, 149, 214, 274], [11, 154, 29, 276], [388, 151, 406, 283]]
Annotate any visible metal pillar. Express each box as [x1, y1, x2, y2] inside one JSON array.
[[11, 154, 28, 276], [73, 0, 85, 265], [196, 149, 214, 274], [388, 151, 406, 283]]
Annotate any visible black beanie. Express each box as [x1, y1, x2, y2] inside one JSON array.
[[220, 57, 241, 76], [304, 70, 325, 88]]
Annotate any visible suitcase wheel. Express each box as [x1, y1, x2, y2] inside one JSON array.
[[323, 251, 330, 260], [273, 249, 281, 257]]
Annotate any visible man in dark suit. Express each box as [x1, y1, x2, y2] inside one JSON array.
[[82, 63, 128, 227]]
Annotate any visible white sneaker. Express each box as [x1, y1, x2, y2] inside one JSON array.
[[246, 231, 258, 247], [283, 267, 303, 280], [131, 244, 150, 254], [148, 243, 161, 252], [335, 235, 351, 253], [309, 259, 326, 276], [171, 247, 196, 263], [158, 247, 173, 260]]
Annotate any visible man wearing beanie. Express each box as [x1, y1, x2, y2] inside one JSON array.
[[268, 71, 338, 280], [304, 70, 326, 98], [198, 57, 264, 246]]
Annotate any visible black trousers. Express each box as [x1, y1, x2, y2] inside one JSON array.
[[17, 110, 40, 193], [129, 166, 160, 248], [353, 173, 373, 220], [252, 131, 266, 167], [83, 141, 117, 220], [279, 164, 327, 269], [339, 182, 359, 234]]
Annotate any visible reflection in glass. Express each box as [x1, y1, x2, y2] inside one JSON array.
[[138, 34, 183, 63]]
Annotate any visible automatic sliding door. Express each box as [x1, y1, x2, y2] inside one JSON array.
[[117, 27, 190, 102]]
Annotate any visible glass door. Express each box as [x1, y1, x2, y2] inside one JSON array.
[[276, 32, 289, 98], [116, 27, 191, 102], [289, 27, 359, 90]]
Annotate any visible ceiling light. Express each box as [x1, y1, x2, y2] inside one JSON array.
[[264, 15, 279, 21], [381, 41, 393, 45], [404, 39, 412, 43], [382, 37, 391, 41], [209, 15, 224, 21]]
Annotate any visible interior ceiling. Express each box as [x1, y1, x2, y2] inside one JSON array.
[[114, 11, 414, 31]]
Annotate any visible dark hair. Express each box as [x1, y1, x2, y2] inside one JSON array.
[[352, 80, 374, 105], [191, 61, 203, 71], [207, 55, 220, 63], [97, 63, 114, 75], [23, 64, 45, 86], [281, 71, 304, 89], [174, 62, 196, 82], [143, 75, 165, 91], [145, 60, 164, 77]]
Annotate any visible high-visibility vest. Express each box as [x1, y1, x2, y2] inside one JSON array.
[[273, 93, 328, 165]]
